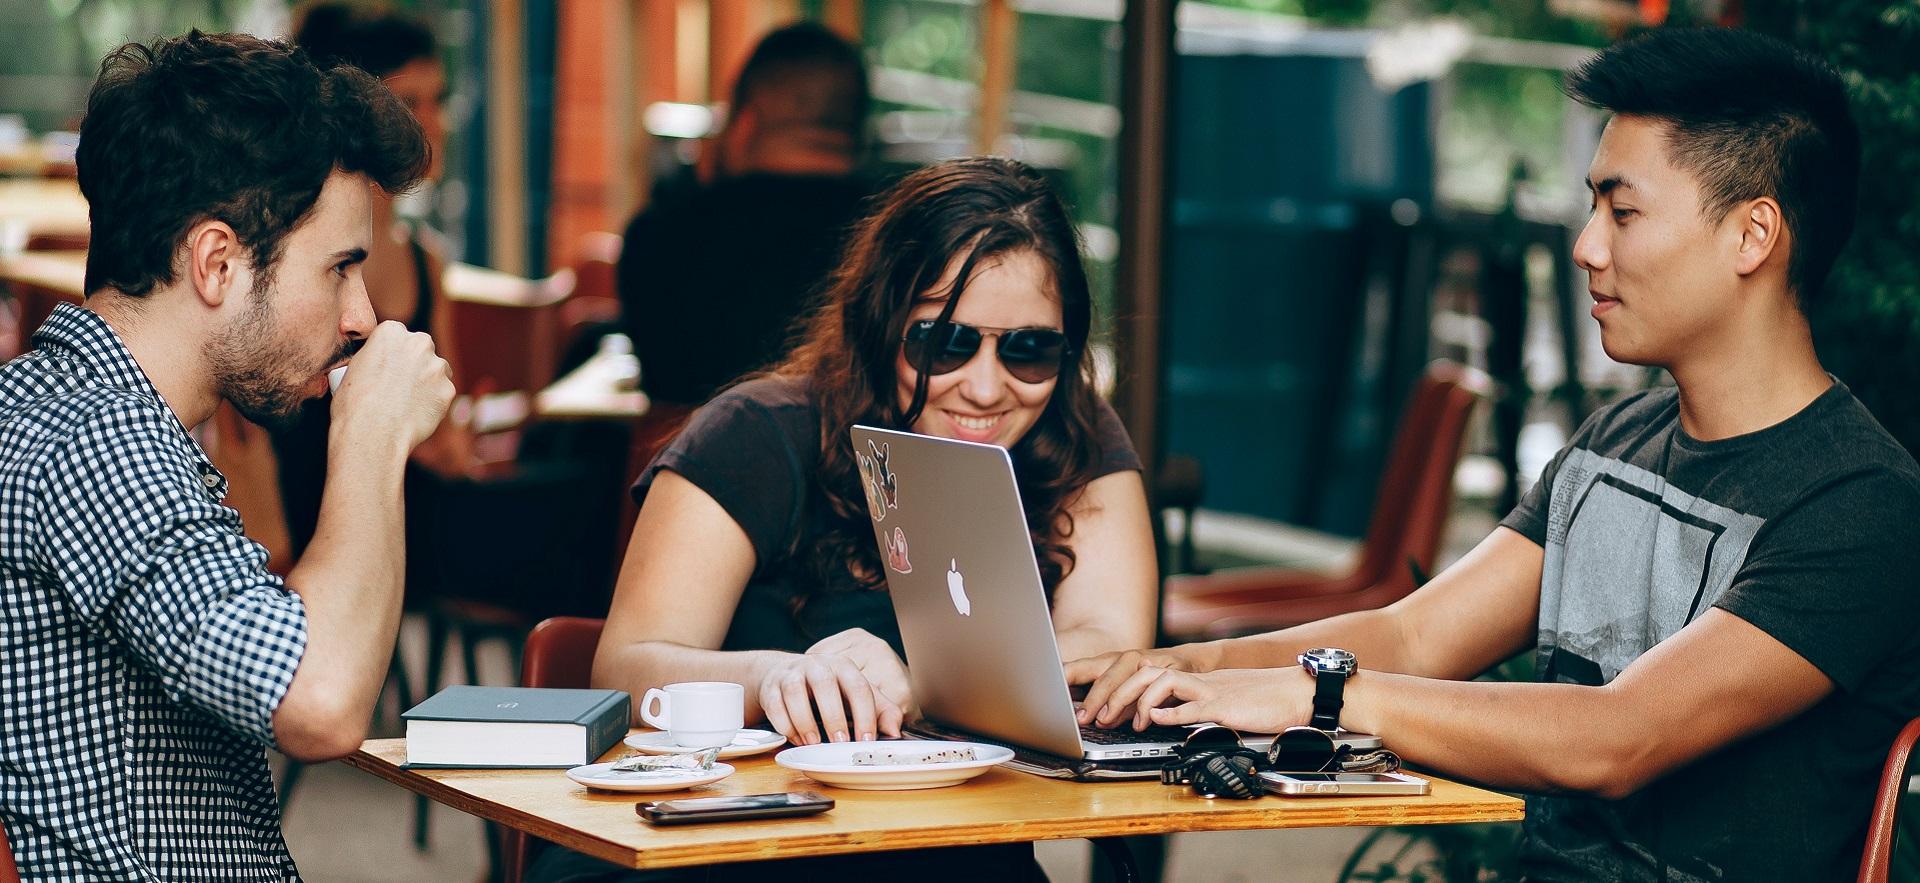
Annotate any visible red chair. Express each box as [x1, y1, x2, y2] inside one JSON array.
[[501, 616, 608, 883], [442, 263, 578, 397], [1161, 361, 1490, 639], [1859, 716, 1920, 883], [555, 232, 624, 365], [2, 818, 21, 883]]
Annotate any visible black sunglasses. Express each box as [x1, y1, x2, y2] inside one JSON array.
[[901, 320, 1070, 384], [1265, 726, 1345, 773], [1178, 725, 1346, 772]]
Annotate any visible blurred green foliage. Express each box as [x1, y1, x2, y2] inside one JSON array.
[[1746, 0, 1920, 457]]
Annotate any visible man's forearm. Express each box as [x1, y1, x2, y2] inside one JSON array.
[[283, 442, 411, 730], [1344, 671, 1647, 798], [1186, 605, 1425, 674]]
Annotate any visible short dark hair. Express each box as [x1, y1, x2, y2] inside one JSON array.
[[1566, 28, 1860, 309], [77, 31, 428, 298], [731, 22, 870, 141], [293, 2, 437, 79]]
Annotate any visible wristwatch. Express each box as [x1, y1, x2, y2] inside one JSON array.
[[1298, 647, 1358, 732]]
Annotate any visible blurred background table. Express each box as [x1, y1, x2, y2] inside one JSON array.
[[0, 178, 87, 250]]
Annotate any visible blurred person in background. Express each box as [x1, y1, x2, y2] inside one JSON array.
[[617, 21, 874, 407], [279, 0, 470, 560]]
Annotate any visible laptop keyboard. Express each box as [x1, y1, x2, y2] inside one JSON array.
[[1079, 722, 1190, 745]]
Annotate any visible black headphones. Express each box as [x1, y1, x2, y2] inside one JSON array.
[[1160, 725, 1272, 799]]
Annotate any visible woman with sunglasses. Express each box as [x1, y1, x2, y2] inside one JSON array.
[[541, 158, 1155, 881]]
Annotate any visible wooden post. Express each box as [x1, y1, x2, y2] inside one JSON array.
[[1114, 0, 1176, 484], [708, 0, 757, 106], [487, 0, 528, 276], [676, 0, 709, 105], [823, 0, 862, 40], [974, 0, 1018, 154], [549, 0, 640, 271]]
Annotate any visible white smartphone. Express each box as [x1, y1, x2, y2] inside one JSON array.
[[1258, 771, 1430, 797]]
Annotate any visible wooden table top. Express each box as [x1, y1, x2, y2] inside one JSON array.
[[0, 178, 88, 239], [346, 734, 1522, 870], [0, 249, 84, 296]]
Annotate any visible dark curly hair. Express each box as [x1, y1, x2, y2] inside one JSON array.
[[771, 157, 1103, 604], [77, 30, 428, 298]]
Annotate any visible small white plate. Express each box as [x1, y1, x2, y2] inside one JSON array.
[[565, 761, 735, 793], [774, 740, 1012, 791], [623, 729, 786, 759]]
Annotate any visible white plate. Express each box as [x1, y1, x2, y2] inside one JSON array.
[[565, 761, 735, 793], [774, 740, 1012, 791], [623, 729, 786, 759]]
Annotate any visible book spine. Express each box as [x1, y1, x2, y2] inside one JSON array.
[[584, 692, 632, 762]]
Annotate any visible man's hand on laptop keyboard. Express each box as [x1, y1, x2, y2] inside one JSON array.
[[1066, 647, 1206, 730]]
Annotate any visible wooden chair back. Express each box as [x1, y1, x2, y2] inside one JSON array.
[[443, 264, 577, 395], [0, 818, 20, 883], [1859, 716, 1920, 883], [503, 617, 609, 883], [1348, 360, 1492, 592], [201, 403, 295, 574], [1161, 360, 1489, 636]]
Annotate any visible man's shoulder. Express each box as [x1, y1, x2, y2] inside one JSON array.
[[0, 366, 177, 454], [1810, 384, 1920, 485]]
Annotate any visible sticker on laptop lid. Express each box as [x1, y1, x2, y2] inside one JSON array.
[[857, 440, 899, 521], [885, 527, 913, 574]]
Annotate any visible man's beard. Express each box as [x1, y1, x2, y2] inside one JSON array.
[[207, 287, 352, 431]]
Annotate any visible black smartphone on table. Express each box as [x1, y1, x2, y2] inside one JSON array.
[[637, 792, 835, 825]]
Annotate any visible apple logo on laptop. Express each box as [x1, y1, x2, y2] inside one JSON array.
[[946, 559, 971, 616]]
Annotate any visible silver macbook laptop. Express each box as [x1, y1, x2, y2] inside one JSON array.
[[850, 425, 1380, 764]]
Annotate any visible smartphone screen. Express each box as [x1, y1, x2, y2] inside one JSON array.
[[1273, 773, 1404, 783], [638, 792, 834, 824]]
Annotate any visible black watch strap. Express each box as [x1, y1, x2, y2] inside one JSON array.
[[1309, 669, 1347, 732]]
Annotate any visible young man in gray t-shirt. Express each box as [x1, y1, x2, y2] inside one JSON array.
[[1068, 28, 1920, 882]]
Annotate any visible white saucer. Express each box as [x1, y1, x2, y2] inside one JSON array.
[[774, 740, 1012, 791], [565, 761, 734, 793], [623, 729, 786, 759]]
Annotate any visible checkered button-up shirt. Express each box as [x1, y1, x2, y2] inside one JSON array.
[[0, 304, 308, 881]]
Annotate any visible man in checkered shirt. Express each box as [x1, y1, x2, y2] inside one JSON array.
[[0, 32, 454, 879]]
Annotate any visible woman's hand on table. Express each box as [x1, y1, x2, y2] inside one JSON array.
[[756, 629, 910, 745], [806, 628, 916, 720]]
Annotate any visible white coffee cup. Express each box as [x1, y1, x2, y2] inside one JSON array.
[[640, 681, 743, 749]]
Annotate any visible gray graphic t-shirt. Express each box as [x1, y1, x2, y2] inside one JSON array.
[[1501, 381, 1920, 882]]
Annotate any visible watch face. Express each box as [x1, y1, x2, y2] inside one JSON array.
[[1300, 648, 1357, 675]]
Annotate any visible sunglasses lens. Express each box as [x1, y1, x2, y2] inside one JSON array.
[[903, 321, 980, 375], [1267, 726, 1337, 772], [1179, 724, 1243, 753], [997, 330, 1068, 383]]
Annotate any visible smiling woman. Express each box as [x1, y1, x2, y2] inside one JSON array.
[[551, 157, 1160, 883]]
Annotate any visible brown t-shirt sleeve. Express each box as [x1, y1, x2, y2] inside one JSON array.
[[630, 379, 814, 567], [1088, 396, 1143, 477]]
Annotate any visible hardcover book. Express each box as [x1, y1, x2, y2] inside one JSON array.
[[403, 685, 631, 768]]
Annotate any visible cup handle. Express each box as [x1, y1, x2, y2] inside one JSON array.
[[640, 688, 670, 729]]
